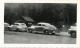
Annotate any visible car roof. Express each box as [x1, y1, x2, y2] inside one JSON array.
[[14, 23, 25, 24], [38, 22, 50, 25]]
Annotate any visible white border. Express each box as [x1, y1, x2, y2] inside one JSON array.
[[4, 0, 77, 3], [0, 0, 79, 48]]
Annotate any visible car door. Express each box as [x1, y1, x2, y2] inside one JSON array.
[[35, 24, 45, 32], [10, 24, 17, 30]]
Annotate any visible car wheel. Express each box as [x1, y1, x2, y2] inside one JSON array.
[[9, 28, 13, 31], [70, 31, 76, 38], [44, 30, 49, 35], [7, 27, 10, 31], [23, 30, 28, 32], [28, 29, 32, 33], [51, 33, 55, 35], [16, 29, 20, 32], [51, 31, 56, 35]]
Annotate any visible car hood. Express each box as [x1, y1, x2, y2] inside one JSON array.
[[28, 25, 39, 28]]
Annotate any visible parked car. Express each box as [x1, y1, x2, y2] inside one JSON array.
[[28, 22, 57, 34], [8, 23, 28, 32], [68, 24, 76, 38], [4, 22, 9, 31]]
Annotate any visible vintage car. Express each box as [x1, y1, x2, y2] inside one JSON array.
[[68, 24, 76, 38], [8, 23, 28, 32], [28, 22, 57, 34]]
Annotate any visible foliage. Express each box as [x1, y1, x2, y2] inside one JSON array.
[[4, 3, 77, 28]]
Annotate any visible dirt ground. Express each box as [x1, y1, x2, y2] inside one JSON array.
[[4, 31, 76, 44]]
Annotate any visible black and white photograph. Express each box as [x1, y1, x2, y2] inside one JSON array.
[[4, 3, 77, 44]]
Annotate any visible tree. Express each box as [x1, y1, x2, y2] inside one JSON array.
[[4, 3, 77, 27]]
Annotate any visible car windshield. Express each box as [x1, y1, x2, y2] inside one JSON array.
[[37, 24, 46, 26]]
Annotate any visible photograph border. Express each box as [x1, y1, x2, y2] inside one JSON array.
[[0, 0, 79, 48]]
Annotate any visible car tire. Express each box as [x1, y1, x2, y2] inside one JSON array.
[[28, 29, 32, 33], [51, 33, 55, 35], [16, 29, 20, 32], [9, 28, 12, 31], [44, 30, 49, 35], [70, 31, 76, 38], [24, 30, 27, 32], [7, 27, 10, 31]]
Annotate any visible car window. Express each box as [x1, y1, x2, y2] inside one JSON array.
[[37, 24, 46, 26], [41, 24, 46, 26]]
